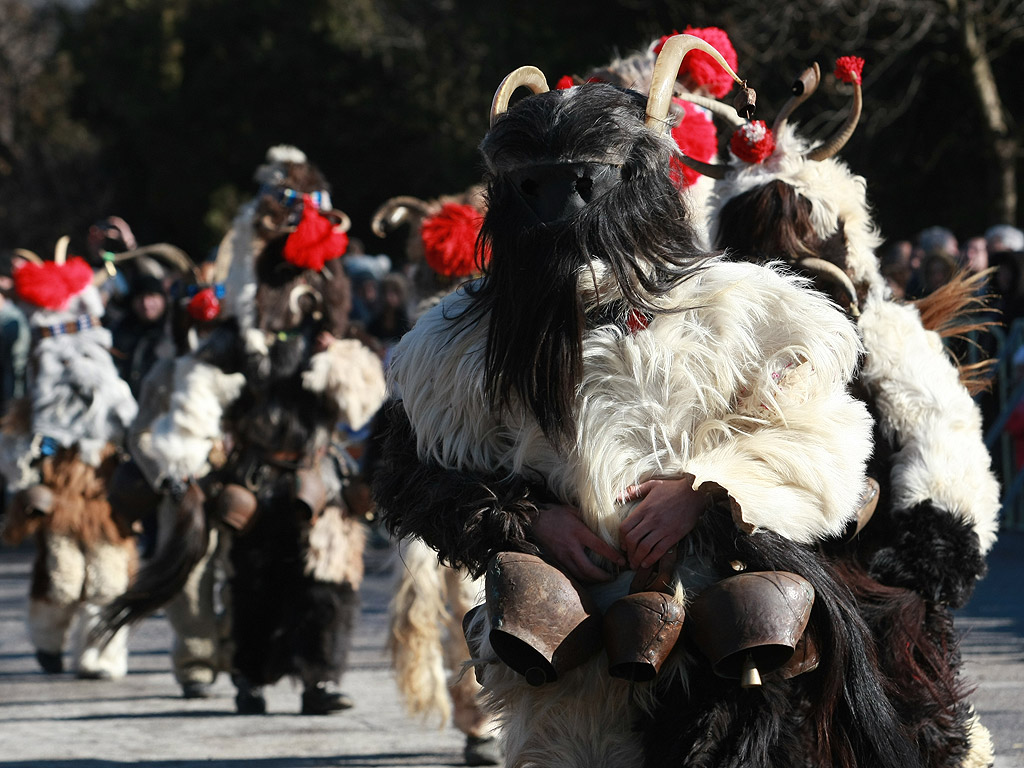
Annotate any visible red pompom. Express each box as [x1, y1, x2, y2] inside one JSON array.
[[669, 100, 719, 188], [834, 55, 865, 85], [187, 288, 221, 322], [13, 256, 94, 310], [421, 203, 489, 278], [556, 75, 575, 90], [730, 120, 776, 164], [653, 27, 738, 98], [282, 195, 349, 271]]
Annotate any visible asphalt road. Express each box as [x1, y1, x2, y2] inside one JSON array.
[[1, 531, 1022, 768]]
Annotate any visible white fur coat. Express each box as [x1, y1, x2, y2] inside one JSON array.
[[391, 258, 873, 554]]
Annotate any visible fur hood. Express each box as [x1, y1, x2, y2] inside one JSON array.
[[708, 123, 886, 297]]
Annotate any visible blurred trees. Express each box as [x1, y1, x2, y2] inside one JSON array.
[[1, 0, 1021, 259]]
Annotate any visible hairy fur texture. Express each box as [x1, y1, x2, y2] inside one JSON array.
[[472, 84, 709, 443], [710, 123, 885, 296], [133, 354, 246, 487], [229, 478, 361, 687], [857, 297, 1000, 554], [707, 105, 999, 768], [302, 338, 387, 431], [303, 505, 366, 587], [642, 513, 924, 768], [391, 260, 871, 549], [375, 401, 543, 579], [388, 537, 491, 735], [377, 80, 881, 768], [98, 484, 208, 643]]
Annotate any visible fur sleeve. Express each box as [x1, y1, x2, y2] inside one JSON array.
[[133, 355, 246, 487], [679, 266, 875, 544], [372, 401, 542, 579], [302, 338, 387, 431], [857, 298, 1000, 554]]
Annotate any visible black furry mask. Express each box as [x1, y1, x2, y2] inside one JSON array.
[[464, 82, 709, 444]]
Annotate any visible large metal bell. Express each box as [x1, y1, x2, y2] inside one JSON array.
[[483, 552, 602, 686], [686, 571, 814, 687], [603, 590, 684, 682]]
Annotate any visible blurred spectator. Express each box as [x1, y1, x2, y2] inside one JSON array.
[[879, 239, 913, 300], [984, 224, 1024, 257], [367, 272, 412, 350], [993, 251, 1024, 328], [0, 252, 30, 416], [345, 252, 391, 329], [920, 249, 958, 296], [907, 226, 958, 298], [110, 273, 172, 396], [961, 236, 989, 274]]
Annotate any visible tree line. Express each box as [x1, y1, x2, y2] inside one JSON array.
[[1, 0, 1021, 261]]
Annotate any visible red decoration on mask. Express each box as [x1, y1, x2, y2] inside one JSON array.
[[834, 56, 865, 85], [556, 75, 575, 90], [282, 195, 349, 271], [730, 120, 776, 164], [653, 26, 738, 98], [188, 288, 221, 321], [669, 100, 719, 188], [421, 203, 490, 278], [14, 256, 94, 310]]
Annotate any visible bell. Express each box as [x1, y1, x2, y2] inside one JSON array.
[[778, 632, 820, 679], [16, 484, 55, 518], [215, 483, 259, 533], [293, 467, 327, 522], [603, 591, 684, 682], [483, 552, 602, 686], [686, 571, 814, 684]]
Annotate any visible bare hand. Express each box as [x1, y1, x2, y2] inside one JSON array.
[[618, 479, 705, 570], [314, 331, 335, 354], [530, 503, 626, 584]]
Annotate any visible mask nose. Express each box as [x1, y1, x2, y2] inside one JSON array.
[[510, 162, 622, 224]]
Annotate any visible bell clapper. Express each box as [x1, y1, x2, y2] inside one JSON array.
[[740, 654, 762, 688]]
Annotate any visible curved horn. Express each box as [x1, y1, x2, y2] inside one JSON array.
[[797, 257, 859, 314], [289, 283, 323, 324], [13, 248, 42, 264], [646, 34, 747, 133], [114, 243, 199, 280], [806, 77, 861, 161], [371, 196, 433, 238], [676, 153, 728, 180], [54, 235, 70, 265], [324, 208, 351, 234], [490, 66, 550, 127], [772, 63, 821, 135], [673, 92, 746, 128]]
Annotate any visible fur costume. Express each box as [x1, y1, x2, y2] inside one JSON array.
[[373, 188, 501, 764], [374, 36, 921, 768], [0, 243, 138, 679], [686, 57, 999, 768], [99, 146, 387, 713]]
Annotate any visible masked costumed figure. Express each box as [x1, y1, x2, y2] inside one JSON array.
[[372, 189, 501, 765], [374, 36, 930, 768], [0, 239, 138, 679], [577, 26, 738, 249], [100, 146, 387, 714], [670, 55, 999, 768]]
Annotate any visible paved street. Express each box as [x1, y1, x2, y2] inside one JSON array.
[[1, 531, 1022, 767]]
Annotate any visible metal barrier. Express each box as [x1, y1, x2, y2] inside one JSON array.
[[981, 319, 1024, 531]]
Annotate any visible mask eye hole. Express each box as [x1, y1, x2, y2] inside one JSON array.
[[520, 178, 539, 197], [574, 176, 593, 201]]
